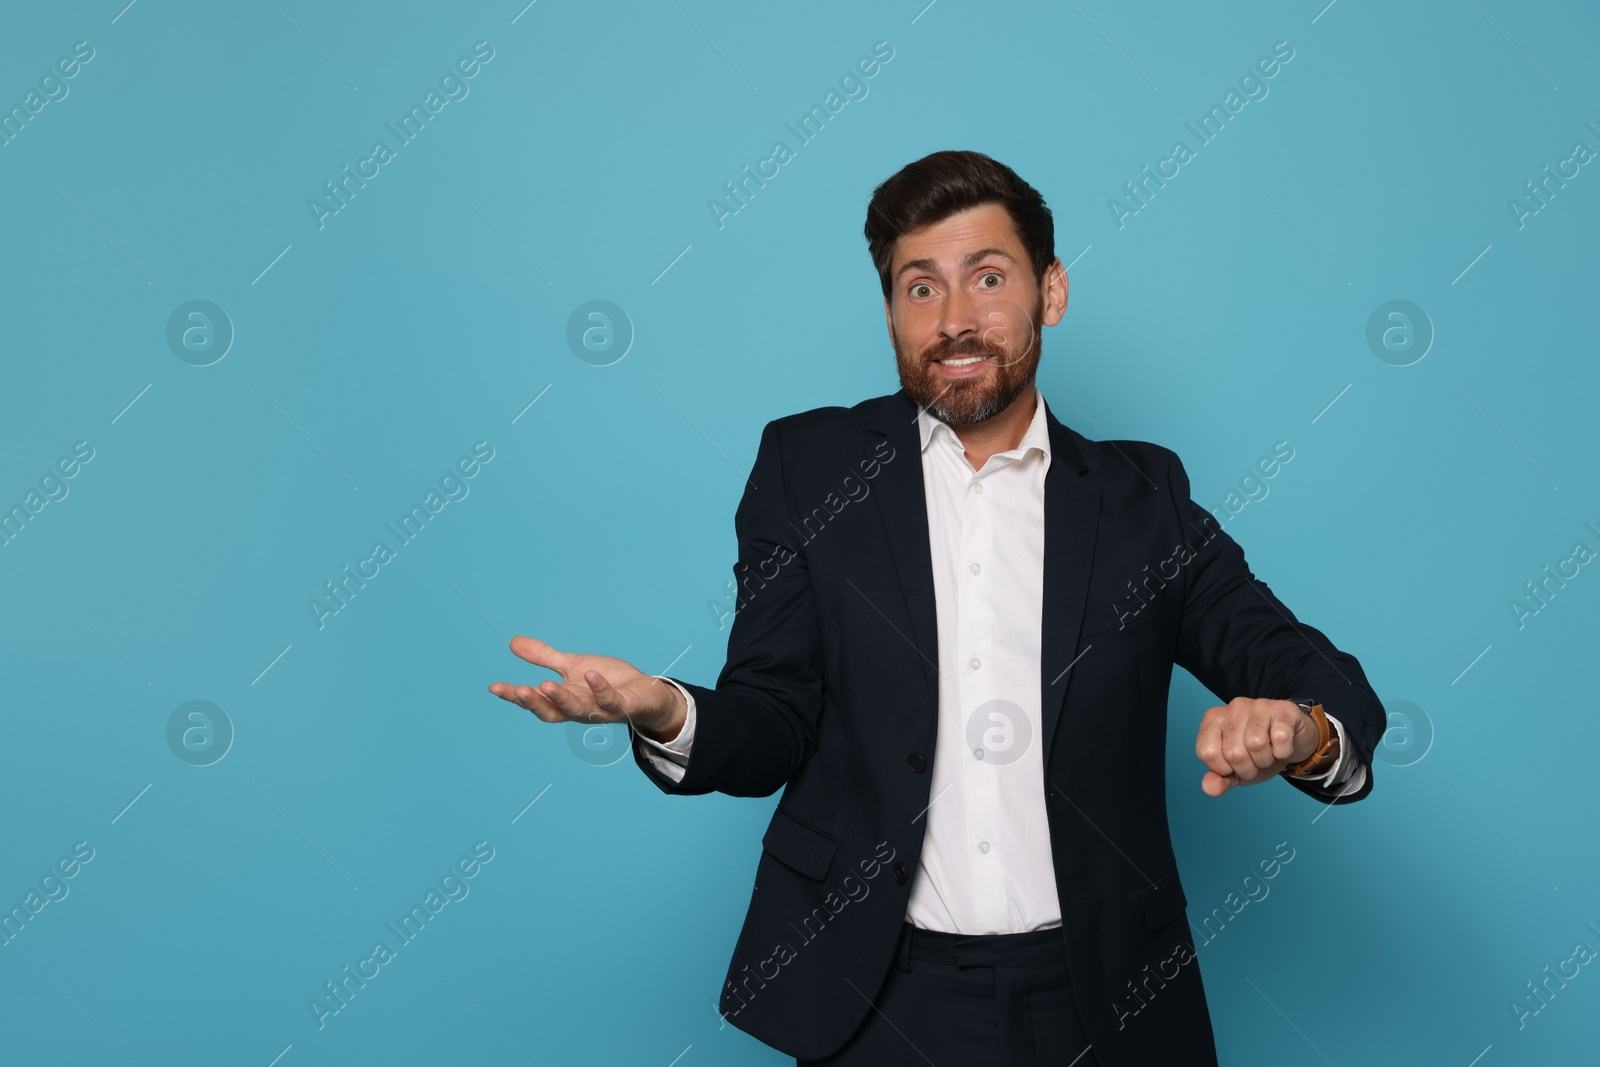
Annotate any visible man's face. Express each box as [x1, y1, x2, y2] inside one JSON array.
[[883, 202, 1066, 425]]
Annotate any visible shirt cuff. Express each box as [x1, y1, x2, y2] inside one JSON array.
[[1285, 712, 1365, 796], [635, 677, 695, 782]]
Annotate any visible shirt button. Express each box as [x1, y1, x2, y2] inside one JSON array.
[[978, 841, 990, 854], [972, 482, 984, 495], [974, 748, 985, 761], [969, 656, 981, 670], [969, 562, 981, 575]]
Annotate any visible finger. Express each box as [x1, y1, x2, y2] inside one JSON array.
[[584, 670, 628, 717], [1219, 704, 1262, 782], [488, 682, 564, 723], [508, 636, 567, 677], [1244, 703, 1278, 772], [1270, 704, 1299, 761], [1195, 707, 1236, 779], [1202, 770, 1240, 796], [535, 678, 602, 723]]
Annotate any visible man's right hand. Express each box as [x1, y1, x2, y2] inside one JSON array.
[[488, 636, 687, 743]]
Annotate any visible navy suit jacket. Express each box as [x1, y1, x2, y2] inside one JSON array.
[[633, 387, 1383, 1064]]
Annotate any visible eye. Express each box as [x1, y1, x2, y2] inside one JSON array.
[[979, 272, 1002, 289], [909, 283, 932, 299]]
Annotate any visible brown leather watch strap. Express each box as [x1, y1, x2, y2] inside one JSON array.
[[1283, 700, 1337, 777]]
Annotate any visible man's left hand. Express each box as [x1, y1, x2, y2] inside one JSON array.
[[1195, 697, 1324, 797]]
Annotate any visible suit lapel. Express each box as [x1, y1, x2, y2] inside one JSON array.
[[1038, 403, 1100, 765], [867, 392, 941, 717], [866, 389, 1102, 761]]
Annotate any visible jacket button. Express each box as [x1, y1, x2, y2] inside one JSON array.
[[893, 862, 907, 884], [906, 752, 926, 773]]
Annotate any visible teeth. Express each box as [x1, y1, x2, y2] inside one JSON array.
[[939, 356, 986, 366]]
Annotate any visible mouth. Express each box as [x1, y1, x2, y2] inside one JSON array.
[[931, 353, 994, 376]]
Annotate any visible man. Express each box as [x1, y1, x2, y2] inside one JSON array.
[[489, 150, 1383, 1066]]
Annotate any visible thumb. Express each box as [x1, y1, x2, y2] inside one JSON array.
[[1201, 770, 1238, 797], [583, 670, 629, 717]]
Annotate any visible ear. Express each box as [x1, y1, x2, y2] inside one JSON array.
[[883, 297, 894, 344], [1040, 258, 1068, 328]]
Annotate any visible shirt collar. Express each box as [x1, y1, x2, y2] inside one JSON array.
[[916, 384, 1051, 461]]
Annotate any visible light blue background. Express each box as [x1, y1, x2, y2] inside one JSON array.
[[2, 1, 1596, 1063]]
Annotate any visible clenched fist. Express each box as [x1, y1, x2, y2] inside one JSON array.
[[1194, 697, 1331, 796]]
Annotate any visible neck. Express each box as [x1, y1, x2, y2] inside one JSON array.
[[951, 385, 1037, 471]]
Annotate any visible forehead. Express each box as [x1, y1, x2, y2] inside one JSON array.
[[889, 202, 1024, 276]]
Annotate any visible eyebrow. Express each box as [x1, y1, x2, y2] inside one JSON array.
[[895, 247, 1017, 283]]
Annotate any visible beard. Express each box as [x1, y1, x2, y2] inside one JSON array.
[[893, 291, 1044, 426]]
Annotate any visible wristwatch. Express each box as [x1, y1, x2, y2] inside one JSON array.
[[1282, 699, 1337, 777]]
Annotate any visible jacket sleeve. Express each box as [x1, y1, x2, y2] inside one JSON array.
[[1164, 448, 1384, 805], [631, 419, 826, 798]]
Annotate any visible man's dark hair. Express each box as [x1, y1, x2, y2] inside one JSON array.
[[863, 150, 1056, 301]]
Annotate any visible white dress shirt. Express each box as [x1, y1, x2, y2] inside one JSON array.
[[638, 386, 1364, 933]]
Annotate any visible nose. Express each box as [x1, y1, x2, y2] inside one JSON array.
[[938, 285, 981, 343]]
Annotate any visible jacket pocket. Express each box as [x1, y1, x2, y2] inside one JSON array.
[[1141, 864, 1188, 930], [761, 807, 840, 881]]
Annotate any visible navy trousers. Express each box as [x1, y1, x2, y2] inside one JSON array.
[[798, 922, 1100, 1066]]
